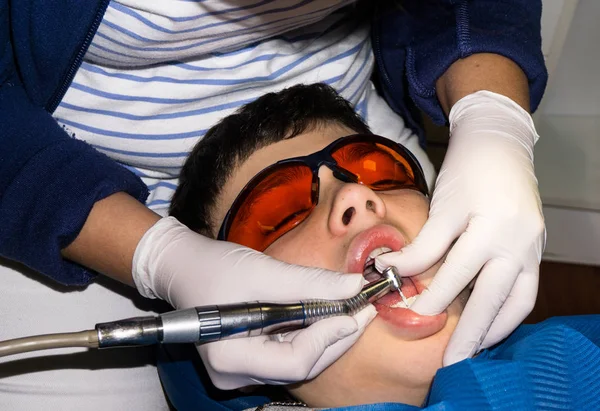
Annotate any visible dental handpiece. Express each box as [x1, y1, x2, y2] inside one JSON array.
[[95, 267, 403, 348]]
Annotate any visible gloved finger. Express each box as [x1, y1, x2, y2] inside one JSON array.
[[222, 247, 366, 301], [442, 259, 519, 366], [306, 305, 377, 379], [273, 305, 377, 377], [374, 213, 465, 276], [275, 305, 376, 342], [408, 225, 491, 316], [479, 264, 539, 350], [201, 315, 359, 389]]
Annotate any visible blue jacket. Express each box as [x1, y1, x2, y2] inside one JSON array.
[[372, 0, 548, 140], [0, 0, 547, 285]]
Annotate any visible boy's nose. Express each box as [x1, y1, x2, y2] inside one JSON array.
[[328, 183, 386, 236]]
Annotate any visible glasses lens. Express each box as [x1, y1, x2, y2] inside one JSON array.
[[226, 163, 315, 251], [331, 140, 424, 193]]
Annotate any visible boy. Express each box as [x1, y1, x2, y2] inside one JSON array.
[[163, 84, 599, 410]]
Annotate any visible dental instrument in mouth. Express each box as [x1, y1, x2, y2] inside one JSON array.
[[0, 267, 404, 357], [363, 248, 410, 307], [397, 283, 410, 307]]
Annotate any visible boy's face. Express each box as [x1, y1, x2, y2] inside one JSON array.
[[213, 123, 468, 407]]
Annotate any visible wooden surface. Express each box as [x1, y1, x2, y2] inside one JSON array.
[[524, 260, 600, 323]]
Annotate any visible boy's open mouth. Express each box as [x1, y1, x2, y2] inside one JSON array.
[[347, 224, 447, 340], [363, 255, 419, 308]]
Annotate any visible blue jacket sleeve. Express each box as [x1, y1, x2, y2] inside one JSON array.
[[0, 3, 148, 285], [374, 0, 548, 125]]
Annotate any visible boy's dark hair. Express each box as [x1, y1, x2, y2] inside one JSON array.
[[169, 83, 371, 236]]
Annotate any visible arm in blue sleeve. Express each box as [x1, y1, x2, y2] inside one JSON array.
[[375, 0, 548, 125], [0, 80, 148, 287]]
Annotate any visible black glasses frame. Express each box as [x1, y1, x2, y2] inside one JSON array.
[[217, 133, 428, 242]]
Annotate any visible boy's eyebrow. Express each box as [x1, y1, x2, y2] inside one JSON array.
[[259, 164, 310, 188], [334, 142, 392, 162], [333, 144, 369, 160]]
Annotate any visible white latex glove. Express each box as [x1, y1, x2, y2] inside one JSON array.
[[376, 91, 545, 365], [132, 216, 376, 390]]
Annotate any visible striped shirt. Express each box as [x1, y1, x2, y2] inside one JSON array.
[[53, 0, 434, 216]]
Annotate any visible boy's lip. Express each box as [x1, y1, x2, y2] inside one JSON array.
[[345, 224, 405, 274], [374, 280, 447, 340]]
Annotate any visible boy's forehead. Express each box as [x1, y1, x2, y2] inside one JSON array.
[[213, 124, 356, 227]]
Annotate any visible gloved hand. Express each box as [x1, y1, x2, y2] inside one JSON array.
[[132, 216, 376, 389], [376, 90, 545, 365]]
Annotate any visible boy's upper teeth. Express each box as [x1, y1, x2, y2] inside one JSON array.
[[366, 247, 393, 262], [363, 247, 393, 270]]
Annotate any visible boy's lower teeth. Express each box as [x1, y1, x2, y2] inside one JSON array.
[[390, 295, 418, 309]]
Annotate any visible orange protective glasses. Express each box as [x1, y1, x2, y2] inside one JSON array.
[[217, 134, 428, 251]]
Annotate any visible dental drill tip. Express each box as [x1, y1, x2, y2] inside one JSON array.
[[398, 289, 409, 306], [382, 267, 409, 305]]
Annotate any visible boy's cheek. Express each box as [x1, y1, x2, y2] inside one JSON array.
[[383, 193, 430, 236], [266, 234, 337, 271]]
